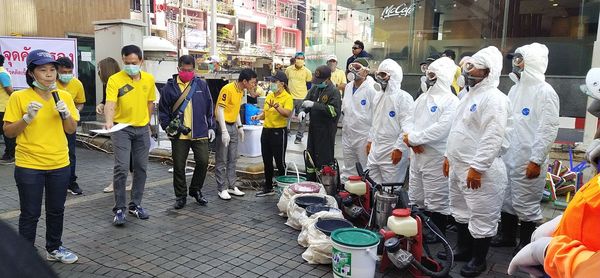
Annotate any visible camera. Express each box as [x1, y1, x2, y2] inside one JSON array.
[[166, 118, 191, 137]]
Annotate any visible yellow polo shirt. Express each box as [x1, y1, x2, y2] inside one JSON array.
[[263, 89, 293, 128], [106, 70, 157, 127], [285, 65, 312, 99], [3, 88, 80, 170], [216, 82, 243, 123], [57, 77, 86, 104], [330, 68, 346, 87]]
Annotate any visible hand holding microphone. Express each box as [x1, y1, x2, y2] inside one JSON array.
[[52, 92, 69, 120]]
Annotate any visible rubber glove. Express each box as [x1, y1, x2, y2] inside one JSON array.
[[298, 111, 307, 121], [366, 142, 372, 155], [443, 157, 449, 177], [23, 101, 43, 124], [208, 129, 216, 142], [531, 215, 562, 242], [302, 100, 314, 108], [391, 149, 402, 165], [96, 103, 105, 115], [466, 167, 482, 189], [238, 126, 245, 142], [221, 130, 230, 147], [585, 138, 600, 168], [508, 237, 552, 277], [55, 100, 71, 119], [526, 162, 541, 179]]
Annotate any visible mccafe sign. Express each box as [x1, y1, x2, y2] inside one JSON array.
[[381, 3, 416, 19]]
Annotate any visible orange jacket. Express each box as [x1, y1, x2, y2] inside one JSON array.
[[544, 174, 600, 277]]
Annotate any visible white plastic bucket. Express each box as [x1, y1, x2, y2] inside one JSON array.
[[331, 228, 380, 278]]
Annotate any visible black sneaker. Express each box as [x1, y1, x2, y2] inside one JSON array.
[[113, 209, 126, 226], [189, 191, 208, 206], [255, 190, 275, 197], [174, 197, 186, 210], [128, 205, 149, 219], [0, 154, 15, 165], [67, 182, 83, 195]]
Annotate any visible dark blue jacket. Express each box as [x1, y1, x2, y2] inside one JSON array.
[[158, 75, 215, 138]]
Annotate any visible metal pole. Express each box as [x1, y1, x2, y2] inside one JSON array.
[[142, 0, 150, 36], [211, 0, 218, 56]]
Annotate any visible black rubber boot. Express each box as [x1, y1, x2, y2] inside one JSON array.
[[490, 212, 518, 247], [460, 237, 491, 277], [514, 221, 538, 255], [437, 223, 472, 262]]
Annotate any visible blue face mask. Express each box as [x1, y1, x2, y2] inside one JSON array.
[[58, 73, 73, 83], [269, 83, 279, 92], [316, 82, 327, 89], [124, 64, 141, 76]]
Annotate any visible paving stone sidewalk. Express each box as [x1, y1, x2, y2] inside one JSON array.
[[0, 147, 527, 277]]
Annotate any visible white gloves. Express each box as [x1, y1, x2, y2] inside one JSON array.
[[221, 130, 230, 147], [56, 100, 70, 119], [585, 138, 600, 168], [238, 126, 245, 142], [298, 111, 307, 121], [508, 237, 552, 277], [96, 103, 105, 115], [302, 100, 314, 108], [532, 215, 562, 242], [23, 101, 43, 124], [208, 129, 215, 142]]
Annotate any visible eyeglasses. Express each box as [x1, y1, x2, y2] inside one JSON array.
[[512, 53, 524, 67]]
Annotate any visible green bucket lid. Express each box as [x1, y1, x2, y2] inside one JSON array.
[[331, 228, 380, 248], [276, 176, 306, 184]]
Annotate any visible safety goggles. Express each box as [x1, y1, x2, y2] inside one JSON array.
[[348, 62, 367, 72], [420, 64, 429, 73], [375, 71, 390, 81], [425, 70, 437, 80], [512, 53, 524, 67]]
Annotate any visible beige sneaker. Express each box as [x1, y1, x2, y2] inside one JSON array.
[[126, 182, 132, 191], [103, 183, 113, 193]]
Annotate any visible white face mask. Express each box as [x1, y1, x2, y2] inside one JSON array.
[[457, 75, 466, 88], [347, 72, 355, 82]]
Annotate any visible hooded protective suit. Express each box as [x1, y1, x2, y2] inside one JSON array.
[[502, 43, 560, 222], [367, 59, 414, 184], [446, 46, 510, 238], [407, 57, 459, 215], [342, 76, 376, 179]]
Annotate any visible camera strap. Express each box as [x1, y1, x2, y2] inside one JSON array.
[[171, 80, 198, 114]]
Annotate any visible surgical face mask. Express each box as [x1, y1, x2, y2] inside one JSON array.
[[327, 61, 337, 71], [178, 70, 195, 83], [295, 59, 305, 67], [58, 73, 73, 83], [33, 79, 57, 92], [316, 82, 327, 89], [269, 82, 279, 92], [208, 63, 215, 72], [124, 64, 141, 76]]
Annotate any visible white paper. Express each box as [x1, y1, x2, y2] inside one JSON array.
[[81, 52, 92, 62], [90, 123, 130, 134]]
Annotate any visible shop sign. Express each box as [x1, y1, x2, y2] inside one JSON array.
[[381, 3, 416, 19]]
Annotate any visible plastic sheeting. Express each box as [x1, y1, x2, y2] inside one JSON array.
[[277, 184, 327, 217], [285, 194, 338, 230]]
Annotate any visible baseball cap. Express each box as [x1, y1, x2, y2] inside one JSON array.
[[26, 49, 58, 67], [312, 65, 332, 84], [295, 52, 305, 58], [352, 58, 369, 68], [420, 54, 440, 66], [326, 55, 338, 62], [204, 55, 220, 64], [266, 70, 288, 85]]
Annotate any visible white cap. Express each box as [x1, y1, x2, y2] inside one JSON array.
[[205, 55, 221, 64], [326, 54, 338, 62]]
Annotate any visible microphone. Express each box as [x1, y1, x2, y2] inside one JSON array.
[[51, 91, 67, 120]]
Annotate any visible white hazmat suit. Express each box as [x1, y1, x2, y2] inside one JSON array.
[[342, 76, 376, 179], [446, 46, 510, 238], [407, 57, 459, 216], [367, 59, 414, 185], [502, 43, 560, 222]]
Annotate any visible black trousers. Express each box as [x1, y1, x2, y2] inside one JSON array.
[[261, 128, 288, 191], [170, 138, 209, 198], [0, 112, 16, 157]]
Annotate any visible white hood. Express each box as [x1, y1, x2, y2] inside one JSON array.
[[470, 46, 503, 89], [515, 42, 548, 84], [427, 57, 456, 96], [378, 59, 403, 93]]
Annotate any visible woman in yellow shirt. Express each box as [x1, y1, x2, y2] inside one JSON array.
[[2, 49, 80, 264], [252, 71, 294, 196]]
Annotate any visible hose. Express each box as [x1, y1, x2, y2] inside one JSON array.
[[408, 212, 453, 278]]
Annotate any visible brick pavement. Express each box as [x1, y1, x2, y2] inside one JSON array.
[[0, 146, 528, 278]]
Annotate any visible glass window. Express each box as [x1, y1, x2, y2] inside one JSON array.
[[260, 28, 273, 44], [130, 0, 141, 12], [279, 2, 297, 19], [283, 31, 296, 48], [256, 0, 269, 13]]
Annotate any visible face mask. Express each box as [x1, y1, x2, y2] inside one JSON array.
[[33, 80, 57, 92], [269, 83, 279, 92], [124, 64, 141, 76], [58, 73, 73, 83], [509, 66, 523, 84], [208, 63, 215, 71], [466, 75, 485, 87], [327, 62, 337, 71], [295, 60, 305, 67], [347, 72, 355, 82], [374, 75, 388, 92], [178, 71, 195, 83], [316, 82, 327, 89], [425, 78, 437, 89]]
